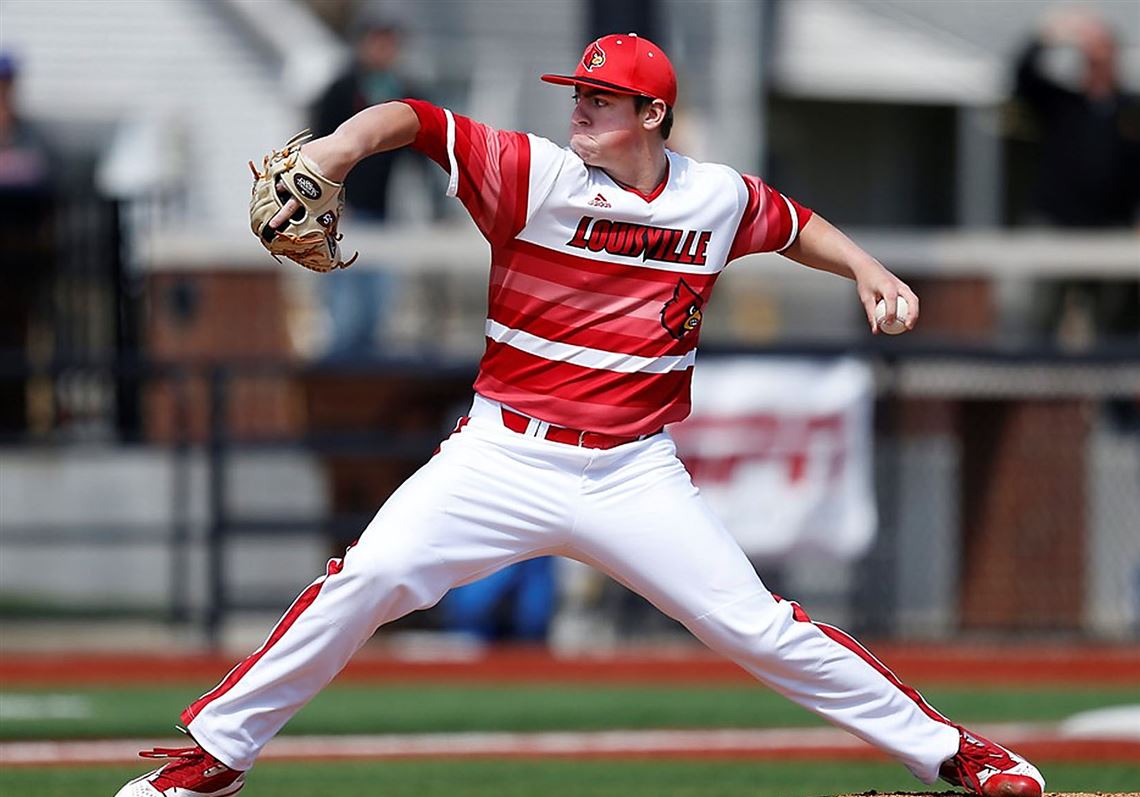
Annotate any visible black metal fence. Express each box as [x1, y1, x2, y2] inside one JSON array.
[[1, 344, 1136, 645]]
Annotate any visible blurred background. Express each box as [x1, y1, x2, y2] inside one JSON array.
[[0, 0, 1137, 656]]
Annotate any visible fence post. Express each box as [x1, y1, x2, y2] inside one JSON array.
[[856, 354, 901, 636], [205, 364, 229, 648], [169, 364, 192, 625]]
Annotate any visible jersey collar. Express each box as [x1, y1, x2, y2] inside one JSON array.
[[606, 157, 670, 203]]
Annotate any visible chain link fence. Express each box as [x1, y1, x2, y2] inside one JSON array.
[[2, 347, 1136, 645]]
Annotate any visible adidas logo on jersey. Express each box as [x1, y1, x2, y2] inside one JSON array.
[[588, 193, 612, 208]]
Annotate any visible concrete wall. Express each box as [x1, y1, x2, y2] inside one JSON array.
[[0, 448, 329, 610], [1087, 421, 1140, 637]]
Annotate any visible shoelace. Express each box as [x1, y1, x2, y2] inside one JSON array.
[[942, 735, 1016, 791], [942, 756, 981, 790], [138, 744, 237, 790], [139, 746, 203, 761]]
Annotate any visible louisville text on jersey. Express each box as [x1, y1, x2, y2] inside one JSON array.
[[567, 215, 713, 266]]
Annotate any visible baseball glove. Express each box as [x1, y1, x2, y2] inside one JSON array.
[[248, 130, 357, 273]]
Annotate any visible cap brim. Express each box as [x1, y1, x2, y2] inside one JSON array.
[[540, 73, 647, 98]]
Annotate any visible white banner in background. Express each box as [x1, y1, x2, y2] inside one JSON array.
[[669, 357, 876, 561]]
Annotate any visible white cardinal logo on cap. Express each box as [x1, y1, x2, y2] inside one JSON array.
[[582, 40, 606, 72], [541, 32, 678, 108]]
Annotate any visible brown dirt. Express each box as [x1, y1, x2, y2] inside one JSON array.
[[1, 643, 1139, 685]]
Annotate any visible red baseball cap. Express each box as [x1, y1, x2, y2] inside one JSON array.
[[541, 33, 677, 107]]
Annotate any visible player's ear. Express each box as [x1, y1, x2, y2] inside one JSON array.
[[641, 98, 667, 133]]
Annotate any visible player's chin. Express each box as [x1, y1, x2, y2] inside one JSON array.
[[570, 135, 600, 164]]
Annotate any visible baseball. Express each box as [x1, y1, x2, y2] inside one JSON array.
[[875, 296, 910, 335]]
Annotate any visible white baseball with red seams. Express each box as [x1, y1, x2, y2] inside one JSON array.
[[170, 99, 979, 787], [875, 295, 910, 335]]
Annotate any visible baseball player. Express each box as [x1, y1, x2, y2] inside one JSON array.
[[116, 34, 1044, 797]]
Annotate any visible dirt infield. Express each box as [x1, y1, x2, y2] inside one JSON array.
[[2, 643, 1139, 685]]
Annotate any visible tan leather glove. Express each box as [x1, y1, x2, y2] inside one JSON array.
[[249, 130, 357, 273]]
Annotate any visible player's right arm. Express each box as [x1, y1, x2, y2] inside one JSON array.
[[268, 101, 421, 230]]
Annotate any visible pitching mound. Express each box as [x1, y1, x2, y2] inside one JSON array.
[[830, 793, 1138, 797]]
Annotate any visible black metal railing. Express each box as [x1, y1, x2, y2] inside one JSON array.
[[0, 344, 1136, 644]]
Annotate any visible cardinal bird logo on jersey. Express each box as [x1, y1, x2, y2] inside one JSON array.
[[661, 278, 704, 340], [582, 41, 606, 72]]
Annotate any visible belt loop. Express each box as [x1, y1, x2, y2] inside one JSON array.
[[578, 429, 587, 446]]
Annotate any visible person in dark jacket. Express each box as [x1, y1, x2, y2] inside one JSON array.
[[313, 19, 421, 220], [0, 52, 56, 434], [1014, 11, 1140, 227], [1012, 10, 1140, 346], [311, 16, 426, 355]]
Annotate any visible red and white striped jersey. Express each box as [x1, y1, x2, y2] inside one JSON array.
[[406, 100, 813, 436]]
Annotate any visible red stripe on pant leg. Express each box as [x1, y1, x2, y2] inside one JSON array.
[[773, 595, 955, 728], [433, 416, 470, 457], [181, 554, 347, 724]]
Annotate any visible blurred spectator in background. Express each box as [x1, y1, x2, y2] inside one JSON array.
[[0, 52, 55, 435], [311, 12, 425, 357], [1011, 9, 1140, 345], [0, 55, 51, 193], [313, 14, 553, 636], [1014, 10, 1140, 228], [441, 556, 556, 643]]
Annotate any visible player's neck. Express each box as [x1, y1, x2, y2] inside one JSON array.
[[602, 145, 668, 196]]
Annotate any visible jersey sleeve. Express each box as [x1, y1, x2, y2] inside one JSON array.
[[403, 98, 533, 246], [727, 173, 814, 262]]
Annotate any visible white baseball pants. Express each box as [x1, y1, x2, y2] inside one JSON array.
[[183, 394, 960, 780]]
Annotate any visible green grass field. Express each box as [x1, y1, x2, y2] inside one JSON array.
[[3, 682, 1137, 740], [2, 681, 1138, 795]]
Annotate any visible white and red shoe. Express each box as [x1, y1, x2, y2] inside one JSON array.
[[114, 745, 245, 797], [940, 727, 1045, 797]]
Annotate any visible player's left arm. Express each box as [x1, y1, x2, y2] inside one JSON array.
[[782, 214, 919, 335]]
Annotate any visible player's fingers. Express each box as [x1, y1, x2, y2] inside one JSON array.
[[268, 198, 302, 233], [880, 287, 900, 324], [861, 293, 879, 334], [899, 285, 919, 329]]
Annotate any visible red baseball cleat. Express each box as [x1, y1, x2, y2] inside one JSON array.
[[940, 727, 1045, 797], [114, 744, 245, 797]]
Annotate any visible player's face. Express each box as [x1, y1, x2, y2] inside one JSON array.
[[568, 88, 643, 167]]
